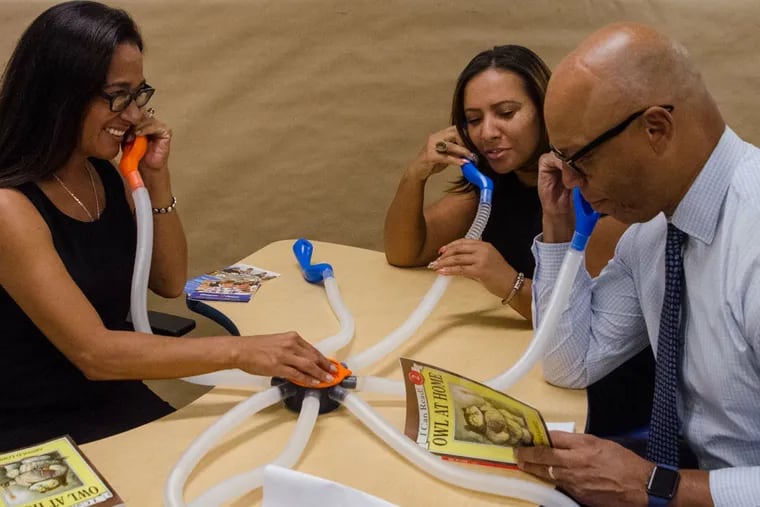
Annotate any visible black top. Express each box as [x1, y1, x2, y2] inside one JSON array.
[[0, 159, 172, 452], [479, 171, 542, 275]]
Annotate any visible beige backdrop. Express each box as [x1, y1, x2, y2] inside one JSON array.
[[2, 0, 759, 336]]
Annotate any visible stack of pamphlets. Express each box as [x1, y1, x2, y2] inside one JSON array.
[[184, 263, 280, 302]]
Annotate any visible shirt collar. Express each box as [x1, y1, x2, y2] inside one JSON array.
[[672, 126, 745, 244]]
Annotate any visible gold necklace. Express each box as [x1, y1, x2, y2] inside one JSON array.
[[53, 162, 100, 221]]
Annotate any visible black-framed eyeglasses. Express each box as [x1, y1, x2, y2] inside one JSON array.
[[550, 105, 674, 177], [100, 84, 155, 113]]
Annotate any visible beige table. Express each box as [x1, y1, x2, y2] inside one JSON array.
[[83, 240, 586, 506]]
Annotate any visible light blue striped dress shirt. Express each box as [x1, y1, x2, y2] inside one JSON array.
[[531, 127, 760, 506]]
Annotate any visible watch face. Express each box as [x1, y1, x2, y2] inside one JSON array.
[[648, 466, 680, 498]]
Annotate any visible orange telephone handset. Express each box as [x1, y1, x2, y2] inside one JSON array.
[[119, 136, 148, 190]]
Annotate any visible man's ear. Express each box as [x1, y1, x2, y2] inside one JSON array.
[[643, 106, 674, 154]]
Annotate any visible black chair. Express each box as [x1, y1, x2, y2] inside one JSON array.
[[185, 298, 240, 336], [127, 310, 196, 337]]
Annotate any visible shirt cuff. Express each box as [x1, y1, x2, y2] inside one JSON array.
[[709, 467, 760, 506], [531, 233, 571, 282]]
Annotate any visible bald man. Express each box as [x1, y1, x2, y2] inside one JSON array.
[[515, 23, 760, 507]]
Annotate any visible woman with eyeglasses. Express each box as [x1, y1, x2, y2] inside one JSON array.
[[0, 1, 334, 451], [384, 45, 655, 438]]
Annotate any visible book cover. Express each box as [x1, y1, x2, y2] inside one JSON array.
[[184, 263, 280, 302], [0, 435, 124, 507], [401, 357, 552, 469]]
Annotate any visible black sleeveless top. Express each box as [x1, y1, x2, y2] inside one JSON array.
[[479, 171, 542, 276], [0, 159, 172, 451]]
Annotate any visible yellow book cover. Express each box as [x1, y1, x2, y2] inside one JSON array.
[[0, 436, 124, 507], [401, 358, 552, 469]]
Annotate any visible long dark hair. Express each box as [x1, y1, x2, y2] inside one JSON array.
[[450, 45, 551, 191], [0, 1, 143, 187]]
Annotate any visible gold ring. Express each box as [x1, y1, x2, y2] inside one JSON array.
[[434, 141, 448, 154], [146, 107, 156, 118], [548, 465, 556, 481]]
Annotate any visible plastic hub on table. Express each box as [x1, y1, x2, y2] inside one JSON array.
[[272, 359, 356, 414]]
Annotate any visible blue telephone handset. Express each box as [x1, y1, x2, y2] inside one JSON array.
[[570, 187, 601, 251], [460, 160, 494, 203], [293, 238, 334, 283]]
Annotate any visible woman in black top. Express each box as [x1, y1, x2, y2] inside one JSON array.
[[384, 45, 655, 436], [385, 45, 627, 318], [0, 1, 334, 451]]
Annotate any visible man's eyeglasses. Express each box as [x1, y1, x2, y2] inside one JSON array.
[[550, 105, 674, 176], [100, 84, 155, 113]]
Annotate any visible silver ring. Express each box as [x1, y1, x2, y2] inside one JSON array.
[[548, 465, 556, 481], [434, 140, 448, 154], [146, 107, 156, 119]]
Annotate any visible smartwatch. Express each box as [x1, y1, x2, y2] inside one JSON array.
[[647, 463, 680, 506]]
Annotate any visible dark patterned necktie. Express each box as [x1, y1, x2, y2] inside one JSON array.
[[646, 223, 687, 466]]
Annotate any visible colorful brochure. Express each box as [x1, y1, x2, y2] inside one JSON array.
[[184, 263, 280, 302]]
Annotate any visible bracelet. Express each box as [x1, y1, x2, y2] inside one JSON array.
[[152, 196, 177, 214], [501, 272, 525, 305]]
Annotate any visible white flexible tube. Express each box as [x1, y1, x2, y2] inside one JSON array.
[[183, 272, 354, 388], [127, 174, 266, 390], [486, 248, 584, 391], [337, 389, 578, 507], [164, 386, 287, 507], [345, 275, 451, 372], [182, 370, 272, 389], [314, 274, 355, 355], [130, 187, 154, 334], [344, 198, 490, 373], [187, 391, 321, 507], [356, 376, 405, 396], [353, 249, 585, 395]]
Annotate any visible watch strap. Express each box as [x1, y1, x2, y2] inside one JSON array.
[[647, 463, 680, 507]]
